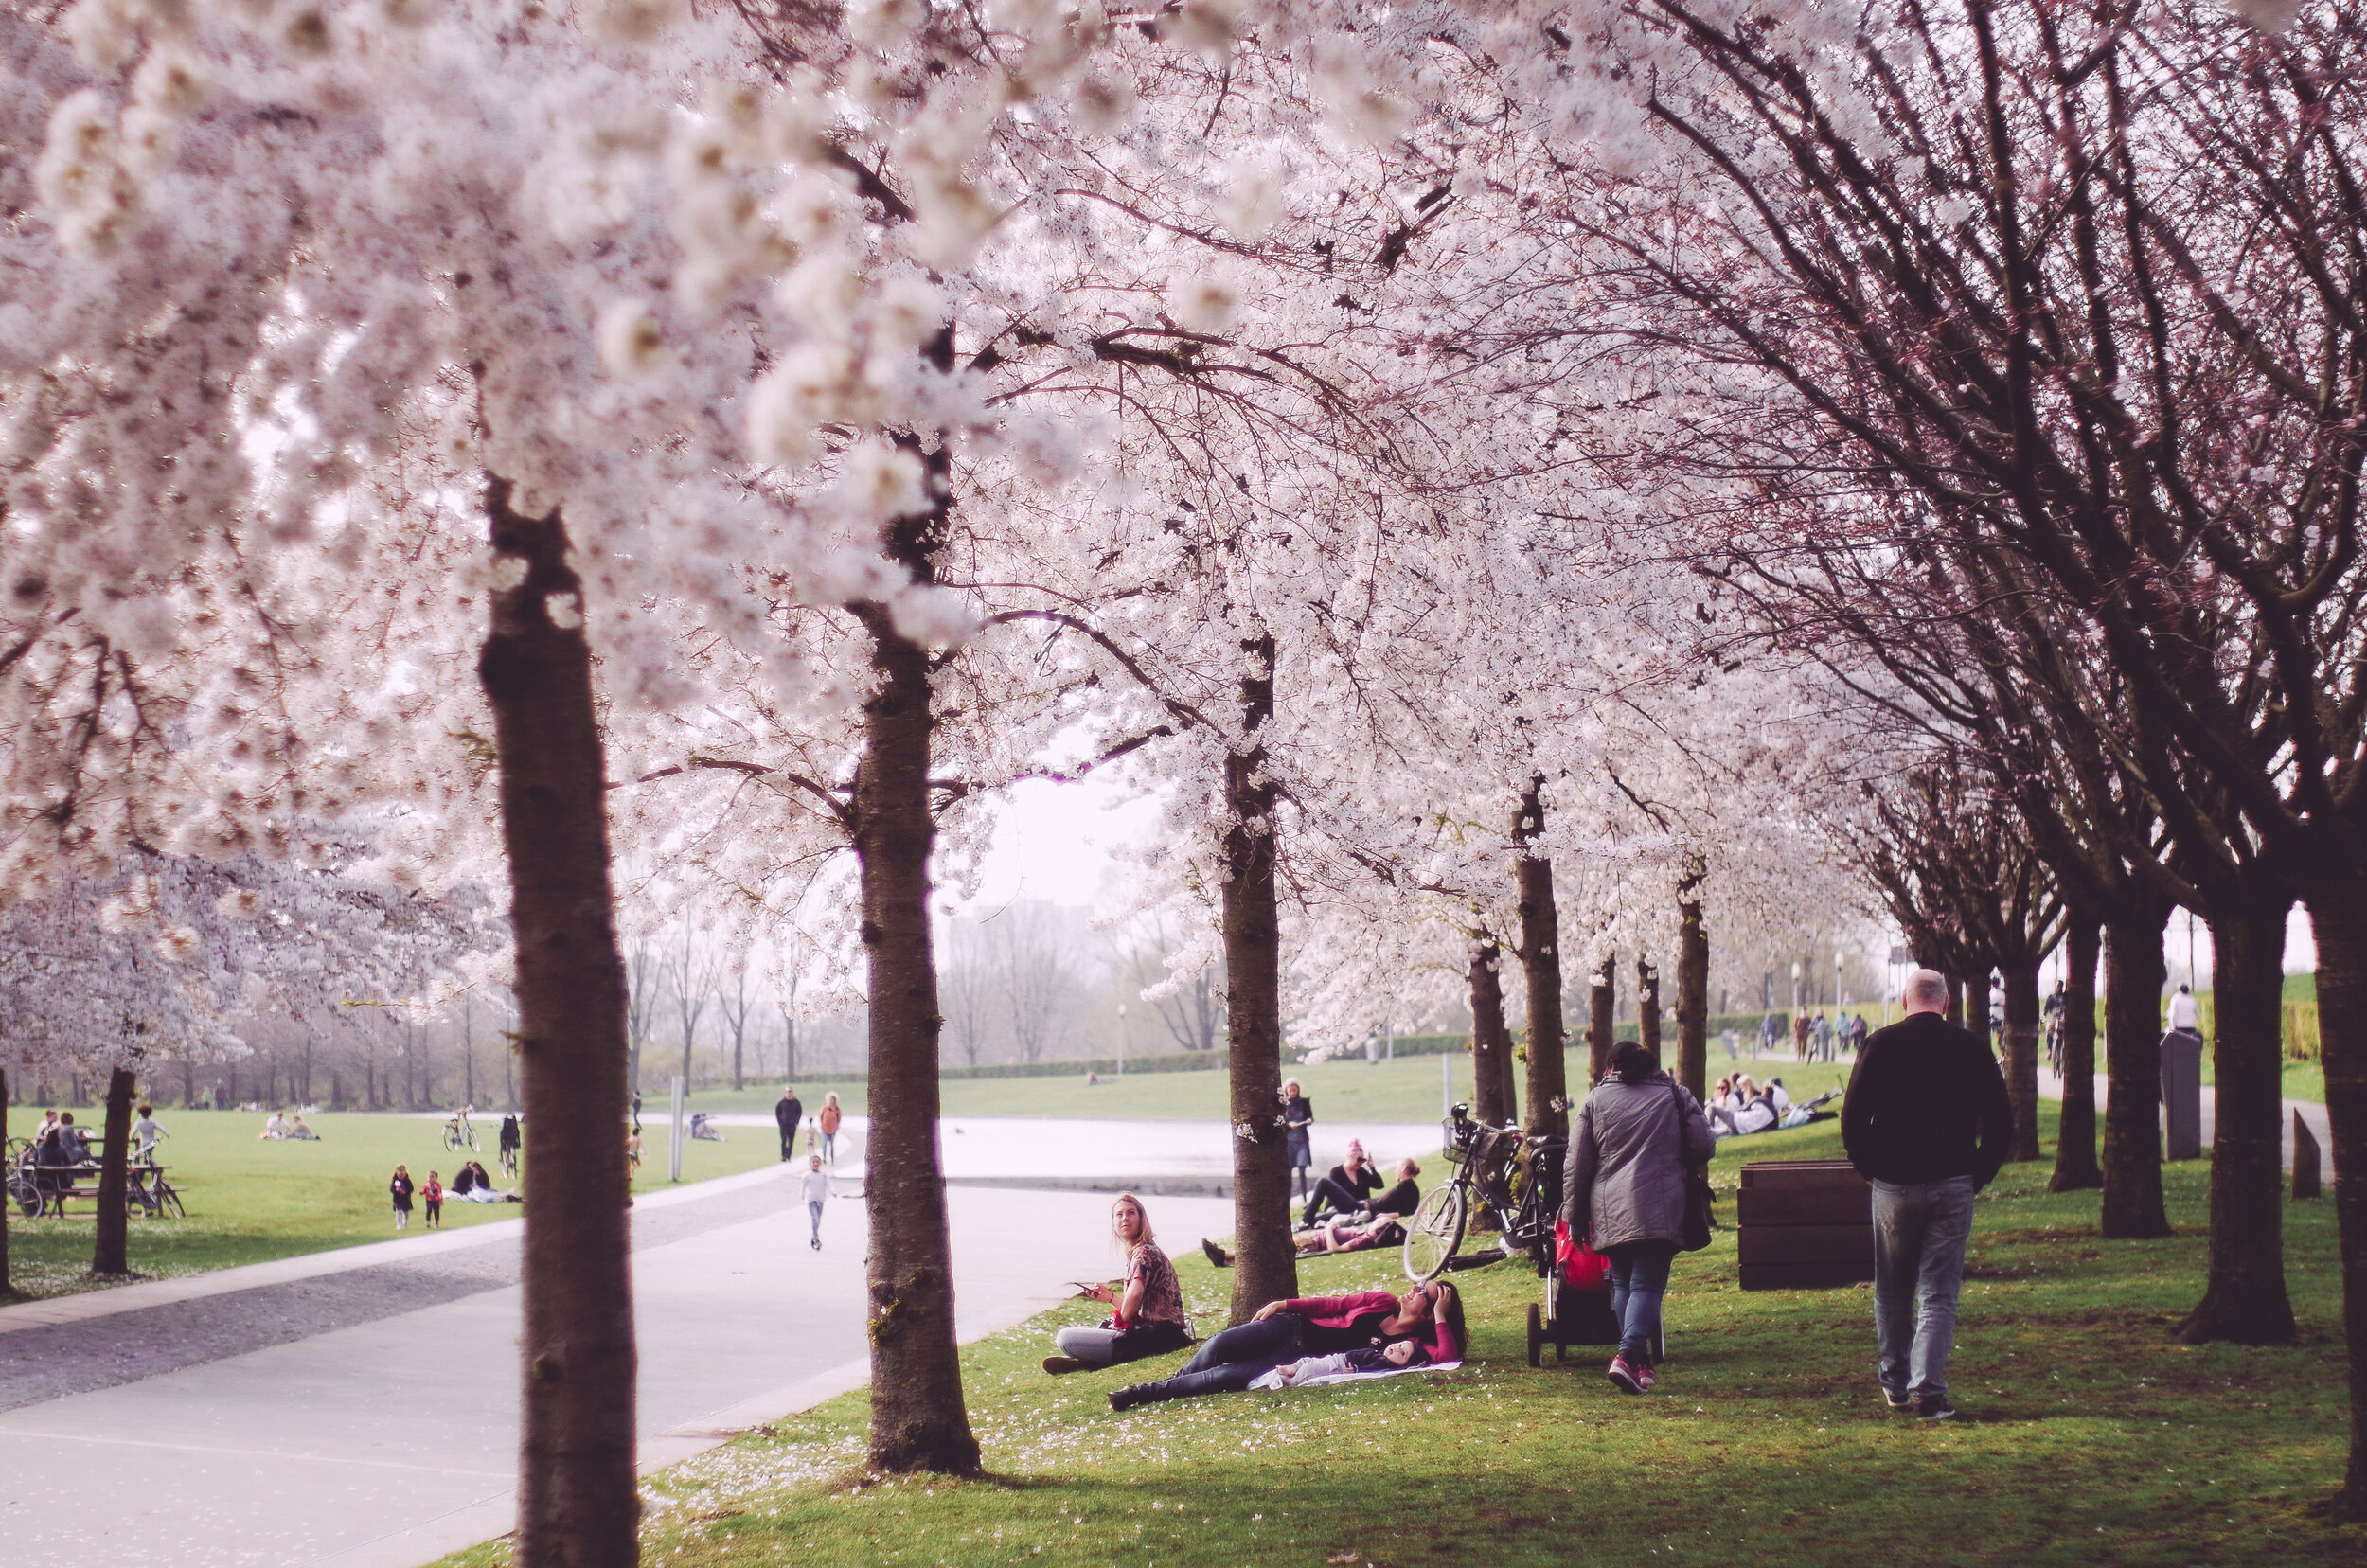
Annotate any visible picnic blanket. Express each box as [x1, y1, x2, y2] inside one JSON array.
[[1249, 1361, 1464, 1392]]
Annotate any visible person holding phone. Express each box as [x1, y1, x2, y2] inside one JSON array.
[[1042, 1193, 1192, 1374]]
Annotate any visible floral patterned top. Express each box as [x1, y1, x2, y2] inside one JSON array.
[[1119, 1241, 1188, 1330]]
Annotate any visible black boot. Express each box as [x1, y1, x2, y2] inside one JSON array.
[[1109, 1384, 1149, 1412], [1201, 1238, 1234, 1269]]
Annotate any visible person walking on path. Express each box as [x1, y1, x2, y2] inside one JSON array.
[[1842, 967, 2012, 1421], [1044, 1193, 1194, 1374], [1792, 1011, 1811, 1060], [1281, 1079, 1314, 1201], [1561, 1040, 1716, 1395], [817, 1094, 842, 1164], [390, 1165, 415, 1232], [775, 1085, 804, 1163], [801, 1154, 829, 1248]]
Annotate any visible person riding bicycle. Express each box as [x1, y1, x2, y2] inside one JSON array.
[[499, 1113, 522, 1174]]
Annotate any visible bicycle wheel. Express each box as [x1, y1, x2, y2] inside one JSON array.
[[1402, 1183, 1467, 1282], [8, 1173, 39, 1219], [151, 1177, 185, 1219]]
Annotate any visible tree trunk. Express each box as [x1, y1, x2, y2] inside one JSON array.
[[1221, 633, 1297, 1324], [478, 478, 638, 1567], [2178, 882, 2297, 1345], [2101, 902, 2173, 1239], [852, 595, 980, 1475], [1, 1066, 11, 1296], [1467, 934, 1512, 1128], [1637, 957, 1661, 1058], [2000, 961, 2042, 1164], [2305, 885, 2367, 1517], [1588, 956, 1614, 1087], [1964, 968, 1993, 1058], [733, 1028, 743, 1093], [2052, 914, 2103, 1191], [1675, 855, 1709, 1103], [89, 1064, 136, 1276], [1513, 780, 1569, 1139]]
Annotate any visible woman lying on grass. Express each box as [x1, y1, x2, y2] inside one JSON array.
[[1108, 1282, 1462, 1410]]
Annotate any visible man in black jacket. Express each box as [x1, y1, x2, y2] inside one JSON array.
[[1842, 969, 2013, 1421], [774, 1085, 804, 1164]]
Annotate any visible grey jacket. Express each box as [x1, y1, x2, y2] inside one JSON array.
[[1559, 1070, 1717, 1250]]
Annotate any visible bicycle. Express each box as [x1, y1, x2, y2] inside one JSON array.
[[1402, 1102, 1565, 1283], [441, 1114, 480, 1153]]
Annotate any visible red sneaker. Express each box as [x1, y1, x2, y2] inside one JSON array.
[[1608, 1355, 1644, 1395], [1635, 1363, 1658, 1393]]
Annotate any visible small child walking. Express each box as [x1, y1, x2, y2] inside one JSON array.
[[421, 1170, 445, 1230], [390, 1165, 415, 1231], [802, 1154, 829, 1250]]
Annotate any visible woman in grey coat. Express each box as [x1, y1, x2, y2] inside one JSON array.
[[1560, 1041, 1717, 1394]]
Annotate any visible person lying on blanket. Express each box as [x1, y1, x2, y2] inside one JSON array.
[[1270, 1340, 1431, 1383]]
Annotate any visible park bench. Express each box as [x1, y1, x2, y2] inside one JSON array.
[[1735, 1159, 1874, 1291]]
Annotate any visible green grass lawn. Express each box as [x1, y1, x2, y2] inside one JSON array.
[[689, 1049, 1858, 1125], [0, 1109, 781, 1300], [436, 1104, 2362, 1568]]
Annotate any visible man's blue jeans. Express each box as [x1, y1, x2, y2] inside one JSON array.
[[1605, 1240, 1677, 1365], [1871, 1176, 1976, 1399]]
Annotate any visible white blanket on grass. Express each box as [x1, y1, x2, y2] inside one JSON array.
[[1249, 1361, 1463, 1392]]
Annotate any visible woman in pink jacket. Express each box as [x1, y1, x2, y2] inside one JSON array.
[[1108, 1283, 1461, 1409]]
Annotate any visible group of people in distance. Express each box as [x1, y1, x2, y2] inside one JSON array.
[[772, 1086, 845, 1165], [388, 1159, 518, 1230], [1704, 1074, 1841, 1139], [258, 1108, 321, 1140], [1047, 963, 2010, 1424]]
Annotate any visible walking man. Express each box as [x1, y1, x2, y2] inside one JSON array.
[[1842, 968, 2012, 1420], [775, 1084, 804, 1163], [801, 1153, 829, 1249]]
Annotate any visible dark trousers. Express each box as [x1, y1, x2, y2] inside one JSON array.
[[777, 1126, 795, 1162], [1300, 1177, 1373, 1226], [1134, 1314, 1306, 1402]]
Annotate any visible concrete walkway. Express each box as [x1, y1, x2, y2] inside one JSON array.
[[0, 1163, 1235, 1567], [2035, 1068, 2331, 1174]]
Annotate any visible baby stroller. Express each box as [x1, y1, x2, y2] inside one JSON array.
[[1526, 1209, 1668, 1367]]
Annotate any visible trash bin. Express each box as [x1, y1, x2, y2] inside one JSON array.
[[2160, 1029, 2204, 1161]]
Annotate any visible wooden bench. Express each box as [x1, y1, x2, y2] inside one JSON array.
[[1735, 1159, 1874, 1290]]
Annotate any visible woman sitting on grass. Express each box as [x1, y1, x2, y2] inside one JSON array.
[[1044, 1193, 1192, 1375], [1108, 1282, 1462, 1410]]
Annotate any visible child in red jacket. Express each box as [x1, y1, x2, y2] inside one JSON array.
[[421, 1171, 445, 1230]]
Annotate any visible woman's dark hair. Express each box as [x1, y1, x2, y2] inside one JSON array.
[[1609, 1041, 1660, 1085]]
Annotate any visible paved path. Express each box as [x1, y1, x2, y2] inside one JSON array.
[[0, 1164, 1235, 1567], [2035, 1068, 2331, 1174]]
